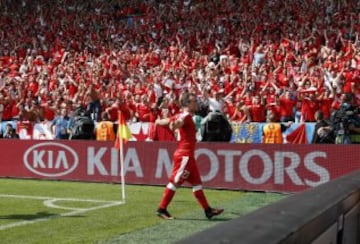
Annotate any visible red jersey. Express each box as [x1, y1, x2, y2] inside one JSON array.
[[319, 98, 334, 119], [136, 103, 151, 122], [279, 97, 296, 117], [174, 112, 196, 154], [250, 104, 266, 122], [43, 107, 55, 121], [301, 99, 318, 122]]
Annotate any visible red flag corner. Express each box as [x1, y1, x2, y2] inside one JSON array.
[[114, 111, 132, 148]]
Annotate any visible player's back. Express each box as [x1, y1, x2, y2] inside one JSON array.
[[176, 112, 196, 154]]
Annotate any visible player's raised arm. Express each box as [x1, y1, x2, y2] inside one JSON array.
[[155, 118, 171, 126], [169, 118, 184, 131], [155, 117, 184, 131]]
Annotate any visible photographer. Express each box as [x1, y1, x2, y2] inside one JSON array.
[[2, 123, 19, 139], [330, 93, 360, 144], [311, 111, 334, 144], [200, 111, 233, 142], [67, 106, 95, 140]]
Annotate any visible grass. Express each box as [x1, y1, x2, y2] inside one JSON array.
[[0, 179, 286, 244]]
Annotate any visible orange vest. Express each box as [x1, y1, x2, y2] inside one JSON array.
[[96, 121, 116, 141], [263, 123, 283, 144]]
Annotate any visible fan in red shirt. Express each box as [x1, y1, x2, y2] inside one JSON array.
[[155, 93, 223, 220], [248, 94, 266, 122], [279, 89, 297, 122], [105, 97, 131, 122], [299, 92, 319, 122], [317, 88, 335, 120], [135, 94, 152, 122]]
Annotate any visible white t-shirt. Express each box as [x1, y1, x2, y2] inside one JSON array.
[[208, 98, 223, 113]]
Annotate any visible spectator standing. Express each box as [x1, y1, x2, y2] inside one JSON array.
[[279, 90, 297, 122], [311, 110, 334, 144], [248, 94, 266, 122], [51, 108, 70, 139], [298, 92, 319, 122], [85, 84, 102, 122]]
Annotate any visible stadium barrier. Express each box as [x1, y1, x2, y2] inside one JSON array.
[[2, 121, 316, 143], [0, 140, 359, 193], [177, 169, 360, 244]]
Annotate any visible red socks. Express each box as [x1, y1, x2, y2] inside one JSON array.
[[193, 188, 210, 210], [159, 184, 210, 211], [159, 183, 176, 209]]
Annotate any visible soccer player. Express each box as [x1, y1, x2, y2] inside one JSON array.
[[155, 92, 224, 220]]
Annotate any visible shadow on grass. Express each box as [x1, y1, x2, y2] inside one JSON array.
[[0, 212, 85, 220], [0, 212, 57, 220]]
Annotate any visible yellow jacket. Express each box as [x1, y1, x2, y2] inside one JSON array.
[[96, 121, 116, 141], [263, 123, 283, 144]]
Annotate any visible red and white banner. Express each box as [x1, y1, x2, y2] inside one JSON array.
[[0, 140, 359, 193]]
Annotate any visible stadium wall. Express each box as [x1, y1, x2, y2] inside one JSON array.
[[177, 170, 360, 244], [0, 140, 359, 193]]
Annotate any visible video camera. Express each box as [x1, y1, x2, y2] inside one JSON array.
[[330, 103, 360, 143], [200, 111, 232, 142]]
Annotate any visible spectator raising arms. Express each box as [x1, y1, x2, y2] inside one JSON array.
[[0, 0, 358, 130]]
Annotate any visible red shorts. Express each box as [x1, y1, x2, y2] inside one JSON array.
[[170, 152, 202, 186]]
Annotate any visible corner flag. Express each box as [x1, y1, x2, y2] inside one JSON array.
[[114, 111, 132, 149], [114, 111, 132, 203]]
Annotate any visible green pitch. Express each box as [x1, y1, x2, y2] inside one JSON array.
[[0, 179, 285, 243]]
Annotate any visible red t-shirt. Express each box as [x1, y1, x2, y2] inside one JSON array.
[[174, 112, 196, 154], [108, 104, 131, 122], [319, 98, 334, 119], [301, 99, 318, 122], [250, 104, 266, 122], [136, 103, 151, 122], [225, 103, 236, 119], [43, 106, 56, 121], [28, 81, 39, 96], [279, 97, 296, 117], [2, 101, 14, 120]]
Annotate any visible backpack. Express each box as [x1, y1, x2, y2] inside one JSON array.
[[70, 116, 95, 140]]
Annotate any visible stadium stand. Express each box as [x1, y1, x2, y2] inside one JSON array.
[[0, 0, 359, 142]]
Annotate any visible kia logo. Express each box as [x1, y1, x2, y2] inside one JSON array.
[[23, 142, 79, 177]]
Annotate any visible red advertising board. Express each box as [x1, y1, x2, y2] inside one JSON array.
[[0, 140, 359, 193]]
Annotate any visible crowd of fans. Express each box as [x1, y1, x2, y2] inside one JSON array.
[[0, 0, 360, 131]]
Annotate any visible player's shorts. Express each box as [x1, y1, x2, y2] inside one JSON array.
[[170, 152, 202, 186]]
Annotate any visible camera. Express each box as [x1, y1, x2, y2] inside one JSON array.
[[330, 103, 360, 144], [200, 111, 232, 142]]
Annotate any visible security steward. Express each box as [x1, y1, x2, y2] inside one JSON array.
[[96, 112, 116, 141], [263, 112, 292, 143]]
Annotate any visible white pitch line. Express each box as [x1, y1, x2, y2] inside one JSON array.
[[43, 199, 85, 211], [0, 194, 124, 231], [0, 194, 118, 203]]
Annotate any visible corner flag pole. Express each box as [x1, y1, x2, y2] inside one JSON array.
[[115, 111, 132, 203], [119, 120, 126, 203], [119, 140, 126, 202]]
